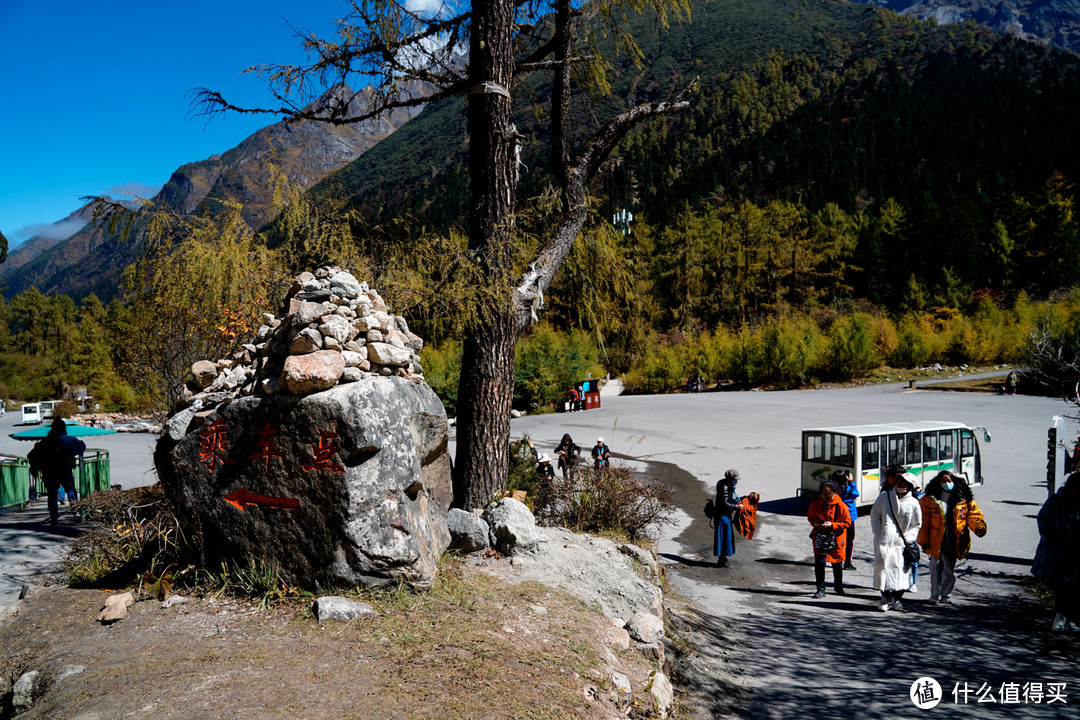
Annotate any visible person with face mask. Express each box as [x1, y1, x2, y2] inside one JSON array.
[[870, 472, 922, 611], [808, 478, 851, 598], [918, 471, 988, 604]]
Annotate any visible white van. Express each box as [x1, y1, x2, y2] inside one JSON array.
[[39, 400, 60, 420], [21, 403, 42, 424]]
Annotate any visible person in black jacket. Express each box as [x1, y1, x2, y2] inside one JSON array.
[[27, 418, 86, 526], [713, 469, 742, 567], [554, 433, 581, 479]]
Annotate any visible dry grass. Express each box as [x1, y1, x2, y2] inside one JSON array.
[[0, 557, 663, 719]]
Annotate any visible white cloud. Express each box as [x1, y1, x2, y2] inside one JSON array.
[[405, 0, 449, 16], [16, 218, 87, 242]]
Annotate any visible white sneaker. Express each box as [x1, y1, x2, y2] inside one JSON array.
[[1052, 613, 1067, 631], [877, 600, 890, 612], [909, 583, 918, 593]]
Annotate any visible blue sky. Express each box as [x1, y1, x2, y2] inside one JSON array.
[[0, 0, 350, 247]]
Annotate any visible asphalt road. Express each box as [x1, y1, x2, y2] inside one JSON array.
[[508, 381, 1080, 719]]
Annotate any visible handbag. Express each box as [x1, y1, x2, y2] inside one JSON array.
[[887, 495, 921, 566], [811, 528, 837, 554]]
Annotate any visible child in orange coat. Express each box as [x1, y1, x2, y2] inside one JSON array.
[[808, 478, 852, 598]]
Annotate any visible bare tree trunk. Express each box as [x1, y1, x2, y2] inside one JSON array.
[[453, 0, 518, 510]]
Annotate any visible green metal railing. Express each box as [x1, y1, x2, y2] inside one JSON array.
[[77, 449, 112, 497], [0, 456, 31, 510], [0, 449, 112, 510]]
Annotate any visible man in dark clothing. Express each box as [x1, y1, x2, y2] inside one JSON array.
[[27, 418, 86, 525]]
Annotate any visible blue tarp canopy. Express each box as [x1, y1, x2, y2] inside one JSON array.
[[9, 422, 118, 440]]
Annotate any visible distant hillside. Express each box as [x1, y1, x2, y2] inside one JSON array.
[[850, 0, 1080, 53], [0, 85, 421, 301], [302, 0, 1080, 310]]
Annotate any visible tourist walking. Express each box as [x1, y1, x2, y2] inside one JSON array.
[[712, 469, 742, 568], [918, 471, 988, 604], [835, 469, 860, 570], [870, 472, 922, 611], [1032, 472, 1080, 631], [808, 478, 851, 598], [27, 418, 86, 526]]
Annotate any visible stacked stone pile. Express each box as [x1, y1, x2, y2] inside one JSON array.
[[178, 266, 425, 412]]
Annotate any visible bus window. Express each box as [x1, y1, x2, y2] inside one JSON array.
[[862, 437, 880, 470], [887, 434, 905, 466], [805, 433, 826, 462], [960, 430, 975, 458], [938, 432, 954, 461], [923, 433, 938, 461], [906, 434, 922, 465], [832, 434, 854, 467]]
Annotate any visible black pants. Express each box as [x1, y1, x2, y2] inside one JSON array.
[[814, 556, 844, 591], [845, 525, 855, 564]]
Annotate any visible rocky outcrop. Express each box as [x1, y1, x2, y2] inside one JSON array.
[[155, 268, 450, 591], [175, 267, 425, 415]]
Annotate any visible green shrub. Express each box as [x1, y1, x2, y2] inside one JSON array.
[[420, 341, 462, 417], [533, 464, 674, 540], [826, 312, 885, 379]]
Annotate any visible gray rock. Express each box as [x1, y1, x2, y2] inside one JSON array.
[[329, 271, 362, 299], [483, 498, 544, 555], [289, 328, 324, 354], [12, 670, 44, 713], [627, 613, 665, 644], [313, 596, 378, 622], [637, 642, 665, 665], [340, 367, 363, 383], [155, 378, 453, 590], [292, 300, 335, 326], [368, 342, 413, 368], [609, 671, 632, 694], [319, 315, 353, 345], [447, 508, 489, 553], [57, 665, 87, 683], [191, 360, 218, 389], [648, 671, 674, 718], [341, 350, 365, 368]]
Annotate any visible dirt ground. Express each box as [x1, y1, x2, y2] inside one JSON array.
[[0, 560, 674, 720]]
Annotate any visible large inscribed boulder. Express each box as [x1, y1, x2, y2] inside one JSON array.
[[158, 340, 452, 591], [159, 267, 450, 590]]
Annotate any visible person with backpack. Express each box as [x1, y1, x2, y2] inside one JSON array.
[[27, 418, 86, 526], [834, 468, 860, 570], [712, 469, 743, 568]]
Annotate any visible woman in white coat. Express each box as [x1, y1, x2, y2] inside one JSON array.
[[870, 473, 923, 612]]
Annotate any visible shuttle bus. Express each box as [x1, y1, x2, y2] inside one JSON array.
[[20, 403, 42, 424], [799, 421, 990, 503]]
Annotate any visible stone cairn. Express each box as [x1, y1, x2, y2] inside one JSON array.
[[177, 266, 425, 414]]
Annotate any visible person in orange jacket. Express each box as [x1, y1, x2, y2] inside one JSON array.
[[808, 478, 852, 598], [917, 471, 988, 604]]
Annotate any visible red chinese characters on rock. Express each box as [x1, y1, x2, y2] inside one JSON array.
[[198, 419, 234, 474], [249, 423, 286, 472], [303, 430, 345, 474]]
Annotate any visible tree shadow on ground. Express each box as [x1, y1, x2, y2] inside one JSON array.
[[670, 580, 1078, 720]]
